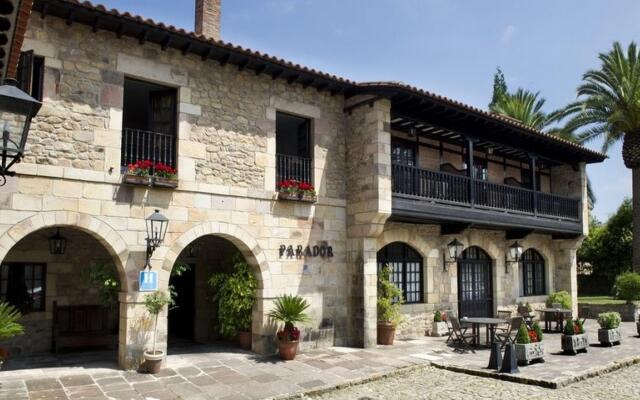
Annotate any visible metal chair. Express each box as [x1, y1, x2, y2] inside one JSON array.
[[495, 316, 524, 348], [449, 316, 475, 352], [497, 309, 512, 322]]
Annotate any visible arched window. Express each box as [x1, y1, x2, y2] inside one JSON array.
[[522, 249, 546, 296], [377, 242, 423, 304]]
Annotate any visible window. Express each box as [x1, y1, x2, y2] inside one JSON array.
[[121, 78, 177, 171], [276, 112, 312, 184], [17, 50, 45, 101], [521, 169, 542, 191], [391, 138, 417, 166], [522, 249, 545, 296], [464, 158, 488, 180], [377, 242, 423, 304], [0, 263, 46, 313]]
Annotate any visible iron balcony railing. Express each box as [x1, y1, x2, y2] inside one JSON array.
[[392, 163, 581, 221], [121, 128, 176, 170], [276, 153, 313, 185]]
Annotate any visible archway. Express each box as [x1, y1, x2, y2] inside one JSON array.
[[0, 226, 123, 365], [377, 242, 424, 304], [457, 246, 493, 318], [521, 249, 546, 296]]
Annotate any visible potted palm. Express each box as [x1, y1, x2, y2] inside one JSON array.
[[208, 255, 257, 350], [431, 311, 448, 337], [597, 311, 622, 346], [143, 291, 173, 373], [561, 318, 589, 355], [0, 302, 24, 369], [268, 294, 310, 360], [514, 322, 545, 365], [377, 264, 404, 345]]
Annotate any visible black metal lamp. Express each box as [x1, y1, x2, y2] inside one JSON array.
[[48, 228, 67, 255], [443, 238, 464, 271], [144, 209, 169, 267], [0, 79, 42, 186], [505, 241, 524, 273]]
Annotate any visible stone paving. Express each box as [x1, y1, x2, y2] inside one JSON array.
[[0, 320, 638, 399]]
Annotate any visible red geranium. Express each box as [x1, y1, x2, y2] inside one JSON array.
[[154, 162, 177, 178], [276, 179, 316, 197], [528, 330, 538, 343], [127, 159, 154, 176], [277, 327, 301, 342]]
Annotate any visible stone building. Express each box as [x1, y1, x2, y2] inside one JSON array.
[[0, 0, 604, 369]]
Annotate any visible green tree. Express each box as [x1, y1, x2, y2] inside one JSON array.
[[489, 67, 508, 109], [556, 42, 640, 271]]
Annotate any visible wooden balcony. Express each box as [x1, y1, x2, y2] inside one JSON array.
[[391, 164, 583, 235]]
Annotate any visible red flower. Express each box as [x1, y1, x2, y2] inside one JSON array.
[[277, 327, 301, 341], [528, 330, 538, 343]]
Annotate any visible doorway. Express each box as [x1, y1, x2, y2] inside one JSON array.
[[168, 263, 195, 341], [457, 246, 493, 318]]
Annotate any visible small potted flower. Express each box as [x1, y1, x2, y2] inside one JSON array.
[[297, 181, 317, 202], [597, 311, 622, 346], [143, 291, 173, 373], [514, 322, 545, 365], [561, 317, 589, 355], [124, 159, 153, 185], [377, 264, 404, 345], [431, 310, 448, 337], [268, 294, 310, 360], [152, 162, 178, 188]]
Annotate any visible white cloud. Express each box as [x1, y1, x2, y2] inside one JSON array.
[[501, 24, 516, 46]]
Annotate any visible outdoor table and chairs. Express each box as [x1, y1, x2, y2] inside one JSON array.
[[539, 307, 572, 332], [460, 317, 506, 347], [494, 316, 524, 348]]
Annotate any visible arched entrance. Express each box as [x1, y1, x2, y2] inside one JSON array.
[[0, 226, 123, 363], [168, 234, 258, 349], [377, 242, 424, 304], [457, 246, 493, 318]]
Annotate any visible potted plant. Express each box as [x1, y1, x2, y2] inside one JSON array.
[[377, 264, 404, 345], [124, 159, 153, 185], [276, 180, 317, 203], [514, 322, 545, 365], [517, 302, 533, 317], [431, 310, 448, 337], [268, 294, 310, 360], [597, 311, 622, 346], [545, 291, 572, 310], [143, 291, 173, 373], [0, 302, 24, 369], [208, 254, 257, 350], [152, 162, 178, 188], [561, 317, 589, 355]]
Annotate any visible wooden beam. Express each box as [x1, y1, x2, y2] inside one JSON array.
[[271, 69, 284, 80], [91, 16, 100, 32], [138, 29, 149, 45], [65, 11, 75, 26], [181, 42, 192, 55], [287, 74, 300, 84], [302, 78, 315, 89], [506, 229, 533, 240], [201, 47, 212, 61], [116, 23, 125, 38], [316, 82, 329, 92], [254, 64, 267, 75], [237, 59, 249, 71], [330, 86, 343, 96], [441, 223, 470, 235], [161, 35, 172, 51], [218, 53, 231, 66]]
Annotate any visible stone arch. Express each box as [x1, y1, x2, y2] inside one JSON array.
[[162, 221, 271, 293], [0, 211, 130, 290], [377, 228, 438, 260]]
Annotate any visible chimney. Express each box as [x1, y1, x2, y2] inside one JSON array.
[[195, 0, 221, 41]]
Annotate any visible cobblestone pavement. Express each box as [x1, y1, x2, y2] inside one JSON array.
[[307, 363, 640, 400]]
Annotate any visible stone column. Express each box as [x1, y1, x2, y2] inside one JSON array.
[[553, 239, 582, 317], [345, 97, 392, 347]]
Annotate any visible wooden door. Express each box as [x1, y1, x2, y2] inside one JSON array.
[[457, 247, 493, 318]]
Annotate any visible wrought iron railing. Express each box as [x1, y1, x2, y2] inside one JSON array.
[[121, 128, 176, 170], [276, 154, 313, 185], [392, 163, 581, 221]]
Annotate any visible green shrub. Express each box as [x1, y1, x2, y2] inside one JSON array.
[[515, 323, 530, 344], [615, 272, 640, 304], [0, 302, 24, 340], [546, 291, 572, 310], [434, 310, 442, 322], [144, 291, 173, 354], [597, 311, 621, 329], [377, 264, 404, 327], [564, 317, 575, 335], [576, 318, 585, 334], [532, 321, 543, 342]]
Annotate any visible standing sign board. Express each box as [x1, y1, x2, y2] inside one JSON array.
[[139, 270, 159, 292]]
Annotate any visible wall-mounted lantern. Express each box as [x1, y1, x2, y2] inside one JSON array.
[[443, 238, 464, 271], [0, 79, 42, 186], [505, 241, 524, 273], [48, 228, 67, 255], [144, 209, 169, 268]]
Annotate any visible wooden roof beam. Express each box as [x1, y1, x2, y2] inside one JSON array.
[[218, 53, 231, 66], [237, 58, 249, 71], [91, 16, 100, 32], [161, 34, 172, 51], [254, 64, 267, 76], [138, 29, 149, 45], [271, 69, 284, 80], [181, 42, 192, 55]]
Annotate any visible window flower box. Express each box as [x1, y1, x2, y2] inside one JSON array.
[[151, 163, 178, 188], [277, 180, 317, 203], [514, 321, 545, 365], [124, 160, 178, 188], [123, 174, 151, 186], [561, 318, 588, 355]]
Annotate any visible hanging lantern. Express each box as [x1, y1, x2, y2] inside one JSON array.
[[443, 238, 464, 271], [48, 228, 67, 255], [509, 241, 524, 263], [145, 209, 169, 259]]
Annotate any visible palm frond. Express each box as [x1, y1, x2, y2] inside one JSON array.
[[0, 302, 24, 340]]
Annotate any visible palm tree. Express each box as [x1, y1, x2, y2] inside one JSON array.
[[558, 42, 640, 271]]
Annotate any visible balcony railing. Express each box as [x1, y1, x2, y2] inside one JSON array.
[[392, 164, 580, 221], [276, 153, 313, 185], [121, 128, 176, 170]]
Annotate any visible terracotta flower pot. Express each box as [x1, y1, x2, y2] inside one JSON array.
[[278, 340, 299, 360], [377, 323, 396, 345], [237, 331, 252, 350], [143, 350, 164, 374]]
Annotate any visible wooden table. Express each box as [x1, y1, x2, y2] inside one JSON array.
[[539, 308, 572, 332], [460, 317, 506, 347]]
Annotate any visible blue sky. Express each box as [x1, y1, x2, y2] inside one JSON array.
[[99, 0, 640, 221]]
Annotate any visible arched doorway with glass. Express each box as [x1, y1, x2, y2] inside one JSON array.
[[457, 246, 493, 318], [168, 234, 258, 352], [376, 242, 424, 304], [0, 227, 123, 367], [521, 249, 546, 297]]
